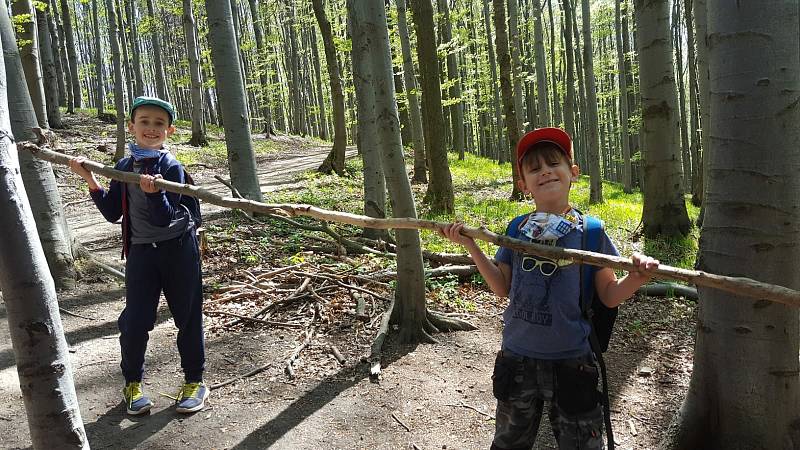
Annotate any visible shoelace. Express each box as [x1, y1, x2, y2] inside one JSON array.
[[176, 382, 202, 402], [125, 382, 143, 408]]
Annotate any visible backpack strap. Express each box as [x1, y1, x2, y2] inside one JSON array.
[[580, 215, 615, 450]]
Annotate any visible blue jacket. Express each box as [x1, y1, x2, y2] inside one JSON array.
[[90, 151, 188, 258]]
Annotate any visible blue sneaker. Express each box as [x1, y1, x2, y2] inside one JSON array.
[[175, 381, 209, 413], [123, 381, 154, 415]]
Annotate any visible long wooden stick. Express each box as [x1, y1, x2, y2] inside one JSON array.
[[25, 144, 800, 307]]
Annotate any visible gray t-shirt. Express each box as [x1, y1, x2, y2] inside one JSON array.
[[495, 215, 619, 359], [128, 161, 190, 244]]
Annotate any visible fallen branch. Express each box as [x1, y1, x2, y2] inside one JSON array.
[[391, 412, 411, 432], [370, 297, 395, 379], [28, 145, 800, 307], [205, 310, 304, 328], [59, 307, 96, 321], [210, 362, 273, 390], [446, 401, 496, 419]]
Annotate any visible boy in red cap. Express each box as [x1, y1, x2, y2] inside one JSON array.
[[441, 127, 658, 449], [69, 96, 208, 416]]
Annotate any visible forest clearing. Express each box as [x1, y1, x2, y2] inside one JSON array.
[[1, 111, 696, 449], [0, 0, 797, 449]]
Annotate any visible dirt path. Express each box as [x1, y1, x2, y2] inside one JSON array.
[[0, 116, 694, 449]]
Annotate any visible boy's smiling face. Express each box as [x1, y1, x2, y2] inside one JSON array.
[[128, 105, 175, 149], [518, 147, 579, 213]]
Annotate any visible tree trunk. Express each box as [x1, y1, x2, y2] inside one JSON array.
[[204, 0, 263, 201], [36, 5, 63, 128], [0, 2, 76, 291], [437, 0, 465, 159], [347, 0, 388, 241], [580, 0, 602, 203], [484, 0, 505, 163], [309, 30, 328, 141], [183, 0, 208, 146], [246, 0, 274, 135], [59, 0, 81, 108], [690, 0, 707, 207], [615, 0, 631, 193], [547, 0, 561, 127], [11, 0, 49, 128], [355, 0, 430, 344], [672, 0, 691, 193], [105, 0, 126, 160], [287, 1, 304, 136], [492, 0, 522, 199], [660, 2, 800, 448], [531, 0, 549, 125], [116, 0, 134, 106], [313, 0, 347, 176], [146, 0, 169, 101], [408, 0, 454, 214], [126, 0, 144, 97], [54, 3, 74, 112], [561, 0, 576, 145], [396, 0, 426, 183], [91, 0, 104, 115], [635, 0, 690, 238], [0, 51, 88, 449]]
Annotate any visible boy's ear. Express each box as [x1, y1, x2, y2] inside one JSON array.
[[127, 121, 135, 133], [570, 164, 580, 181], [167, 125, 176, 137], [516, 178, 528, 194]]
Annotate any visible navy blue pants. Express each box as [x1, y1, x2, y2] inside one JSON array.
[[120, 231, 205, 383]]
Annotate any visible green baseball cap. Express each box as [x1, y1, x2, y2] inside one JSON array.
[[130, 96, 176, 124]]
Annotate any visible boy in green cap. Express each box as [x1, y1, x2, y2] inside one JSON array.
[[69, 96, 208, 415]]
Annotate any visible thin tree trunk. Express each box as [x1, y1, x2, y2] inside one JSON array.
[[408, 0, 454, 214], [126, 0, 144, 97], [547, 0, 561, 127], [36, 5, 63, 128], [91, 0, 104, 115], [105, 0, 126, 159], [689, 0, 706, 207], [615, 0, 631, 193], [396, 0, 426, 183], [484, 0, 505, 163], [46, 0, 67, 107], [60, 0, 81, 108], [437, 0, 465, 159], [146, 0, 169, 101], [561, 0, 576, 145], [532, 0, 549, 125], [673, 0, 690, 192], [313, 0, 347, 175], [580, 0, 602, 203], [205, 0, 263, 201], [493, 0, 522, 199], [247, 0, 273, 135], [183, 0, 208, 146], [635, 0, 690, 237]]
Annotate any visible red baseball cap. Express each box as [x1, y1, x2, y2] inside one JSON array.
[[516, 127, 573, 172]]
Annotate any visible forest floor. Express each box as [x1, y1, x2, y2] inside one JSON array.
[[0, 113, 696, 449]]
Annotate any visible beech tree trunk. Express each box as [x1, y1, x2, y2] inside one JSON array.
[[691, 0, 708, 207], [36, 5, 63, 128], [0, 2, 76, 291], [0, 12, 88, 450], [660, 2, 800, 448], [437, 0, 465, 159], [59, 0, 81, 108], [408, 0, 454, 214], [580, 0, 602, 203], [11, 0, 49, 128], [492, 0, 522, 199], [105, 0, 126, 159], [614, 0, 631, 193], [183, 0, 208, 146], [91, 0, 104, 115], [635, 0, 690, 238], [313, 0, 347, 176], [205, 0, 263, 201], [532, 0, 549, 125], [396, 0, 426, 183], [146, 0, 169, 101]]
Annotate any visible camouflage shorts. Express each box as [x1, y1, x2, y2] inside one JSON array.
[[490, 350, 605, 450]]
